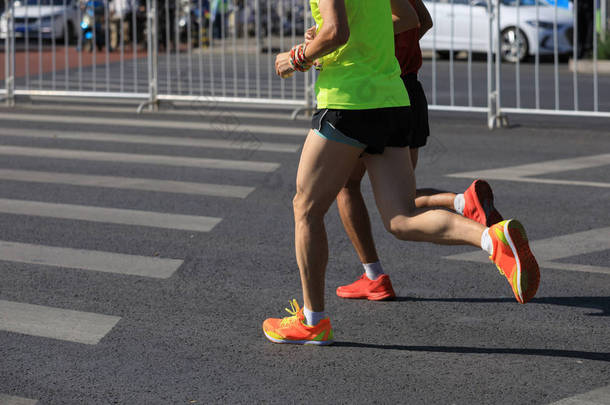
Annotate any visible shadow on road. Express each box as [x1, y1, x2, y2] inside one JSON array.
[[332, 341, 610, 362], [393, 296, 610, 316]]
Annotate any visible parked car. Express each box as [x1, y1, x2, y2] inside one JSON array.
[[0, 0, 78, 42], [420, 0, 574, 62]]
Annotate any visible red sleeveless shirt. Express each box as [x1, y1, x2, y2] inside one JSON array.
[[394, 0, 423, 76]]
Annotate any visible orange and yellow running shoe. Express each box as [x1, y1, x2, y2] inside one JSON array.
[[262, 300, 334, 345], [489, 219, 540, 304], [336, 274, 396, 301], [463, 179, 503, 227]]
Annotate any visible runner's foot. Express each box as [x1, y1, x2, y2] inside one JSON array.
[[336, 274, 396, 301], [489, 219, 540, 304], [464, 179, 503, 226], [262, 300, 334, 345]]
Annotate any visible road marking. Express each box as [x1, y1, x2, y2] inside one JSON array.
[[0, 394, 38, 405], [0, 169, 254, 198], [0, 112, 306, 136], [445, 227, 610, 275], [0, 127, 301, 153], [0, 146, 279, 173], [0, 241, 183, 278], [14, 102, 308, 122], [0, 198, 222, 232], [447, 154, 610, 188], [0, 300, 120, 345], [549, 384, 610, 405]]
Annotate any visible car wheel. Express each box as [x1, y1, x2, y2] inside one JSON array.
[[437, 51, 453, 59], [501, 27, 529, 63]]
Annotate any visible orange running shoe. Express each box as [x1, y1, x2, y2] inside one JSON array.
[[262, 300, 334, 345], [336, 274, 396, 301], [463, 179, 503, 227], [489, 219, 540, 304]]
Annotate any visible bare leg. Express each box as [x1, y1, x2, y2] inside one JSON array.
[[409, 148, 420, 170], [293, 131, 364, 312], [415, 189, 457, 211], [363, 147, 484, 246], [336, 160, 379, 264], [411, 147, 458, 211]]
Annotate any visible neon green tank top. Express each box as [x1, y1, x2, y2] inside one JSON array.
[[310, 0, 410, 109]]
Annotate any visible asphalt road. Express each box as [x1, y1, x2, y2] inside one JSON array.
[[0, 100, 608, 404]]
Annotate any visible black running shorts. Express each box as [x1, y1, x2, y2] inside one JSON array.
[[311, 106, 413, 155], [402, 73, 430, 149]]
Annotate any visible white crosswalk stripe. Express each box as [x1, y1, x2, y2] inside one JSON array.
[[12, 102, 308, 122], [0, 169, 254, 198], [0, 300, 121, 345], [0, 198, 222, 232], [0, 127, 302, 153], [0, 241, 183, 278], [0, 394, 38, 405], [549, 385, 610, 405], [0, 146, 279, 172], [0, 112, 306, 136]]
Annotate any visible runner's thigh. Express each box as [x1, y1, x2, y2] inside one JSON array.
[[362, 147, 417, 225], [295, 130, 364, 212]]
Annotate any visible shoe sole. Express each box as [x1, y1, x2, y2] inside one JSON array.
[[504, 220, 540, 304], [263, 329, 334, 345], [336, 291, 396, 301], [473, 180, 503, 227]]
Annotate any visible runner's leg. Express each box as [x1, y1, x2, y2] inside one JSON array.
[[336, 160, 379, 264], [363, 147, 484, 246], [294, 131, 364, 312]]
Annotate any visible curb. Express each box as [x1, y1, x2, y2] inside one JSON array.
[[569, 58, 610, 74]]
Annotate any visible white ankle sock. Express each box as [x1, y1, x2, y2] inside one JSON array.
[[481, 228, 494, 255], [363, 261, 385, 280], [303, 306, 326, 326], [454, 193, 465, 215]]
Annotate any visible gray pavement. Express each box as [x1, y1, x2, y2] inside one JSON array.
[[0, 101, 608, 404]]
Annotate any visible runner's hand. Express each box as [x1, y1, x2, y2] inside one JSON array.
[[275, 51, 295, 78], [305, 26, 316, 44]]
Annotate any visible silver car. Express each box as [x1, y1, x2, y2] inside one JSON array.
[[420, 0, 574, 62], [1, 0, 79, 42]]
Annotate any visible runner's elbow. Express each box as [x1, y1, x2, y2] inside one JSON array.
[[328, 24, 350, 46]]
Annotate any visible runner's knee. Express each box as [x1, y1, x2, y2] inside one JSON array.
[[293, 191, 329, 223], [384, 215, 422, 241]]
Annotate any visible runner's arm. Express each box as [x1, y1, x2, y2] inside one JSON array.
[[412, 0, 433, 37], [275, 0, 349, 77], [391, 0, 420, 34], [303, 0, 350, 61]]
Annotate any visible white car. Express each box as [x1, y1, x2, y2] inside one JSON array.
[[420, 0, 574, 62], [0, 0, 78, 42]]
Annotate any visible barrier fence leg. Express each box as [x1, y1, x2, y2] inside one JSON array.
[[4, 2, 15, 106], [487, 0, 494, 129], [138, 0, 159, 114], [489, 0, 508, 129]]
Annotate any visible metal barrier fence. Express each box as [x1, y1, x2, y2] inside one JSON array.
[[0, 0, 313, 112], [1, 0, 609, 125]]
